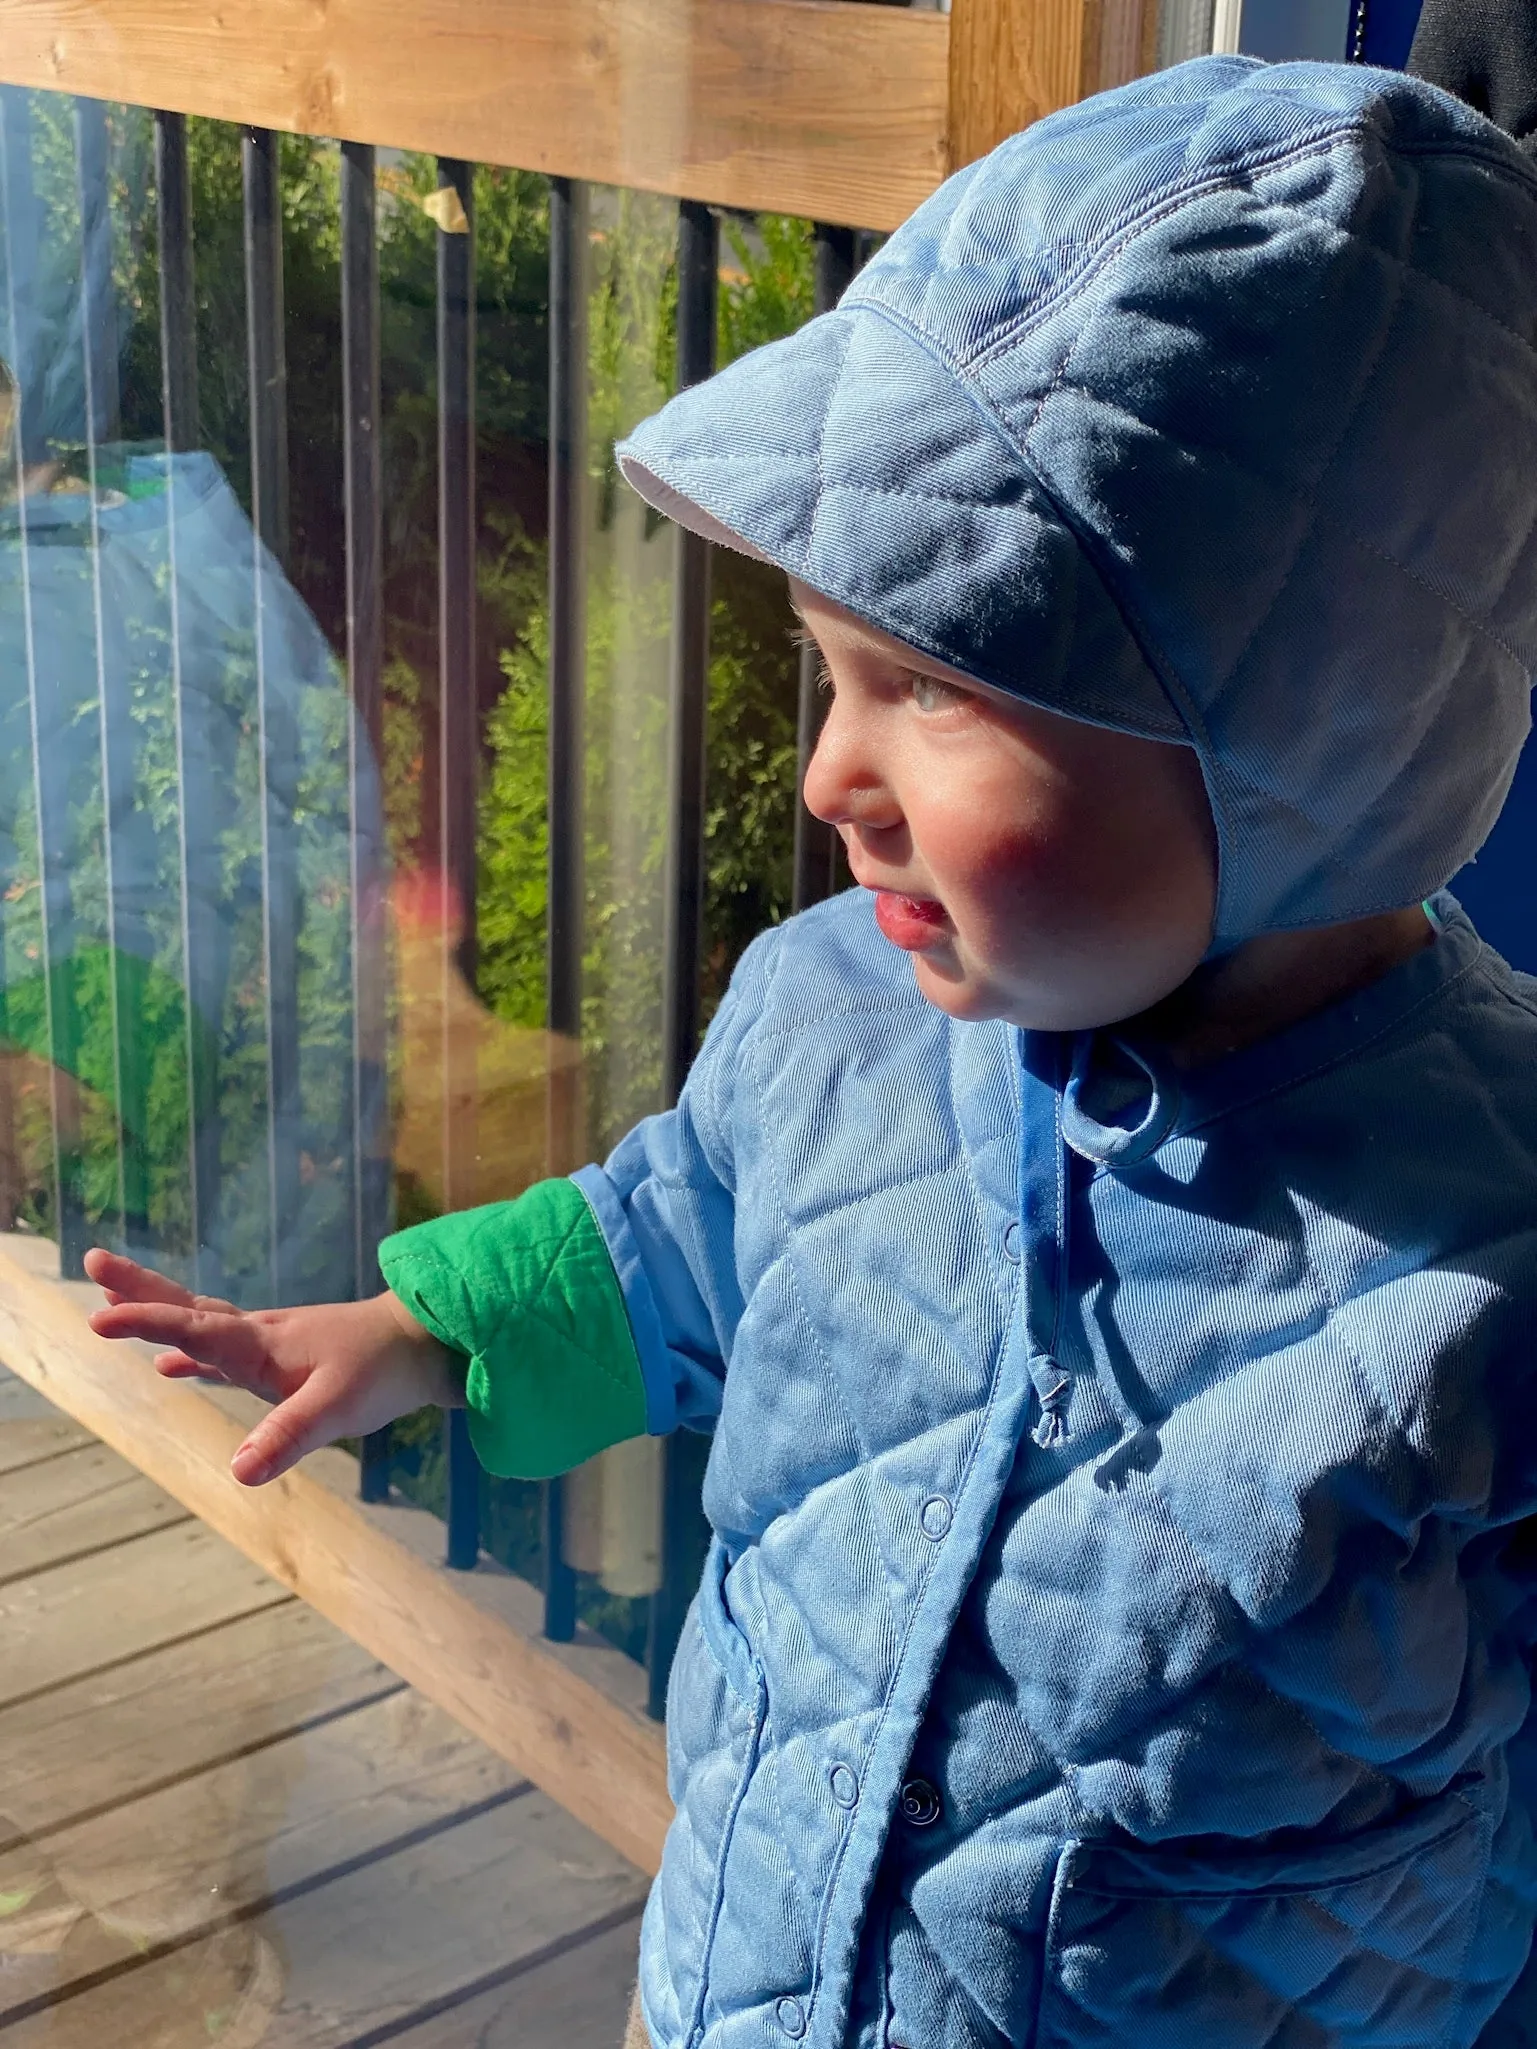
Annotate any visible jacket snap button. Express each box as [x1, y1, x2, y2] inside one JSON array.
[[1003, 1220, 1021, 1261], [775, 1995, 807, 2038], [899, 1775, 942, 1828], [829, 1762, 859, 1809], [919, 1494, 952, 1541]]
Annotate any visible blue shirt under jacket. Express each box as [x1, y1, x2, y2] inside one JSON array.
[[579, 886, 1537, 2049]]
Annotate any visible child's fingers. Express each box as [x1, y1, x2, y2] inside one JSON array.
[[89, 1301, 281, 1393], [83, 1248, 237, 1315], [84, 1248, 195, 1306], [230, 1379, 338, 1487], [154, 1349, 231, 1384]]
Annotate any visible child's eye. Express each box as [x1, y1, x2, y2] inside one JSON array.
[[909, 672, 967, 714]]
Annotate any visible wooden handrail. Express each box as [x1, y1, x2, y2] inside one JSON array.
[[0, 0, 1153, 230], [0, 0, 947, 229]]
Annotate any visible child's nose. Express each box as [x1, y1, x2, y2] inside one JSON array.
[[802, 714, 901, 833]]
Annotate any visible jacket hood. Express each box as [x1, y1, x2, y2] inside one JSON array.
[[618, 56, 1537, 949]]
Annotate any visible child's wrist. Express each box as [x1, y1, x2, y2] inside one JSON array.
[[379, 1289, 465, 1408]]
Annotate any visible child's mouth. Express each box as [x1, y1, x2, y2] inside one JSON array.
[[873, 891, 949, 951]]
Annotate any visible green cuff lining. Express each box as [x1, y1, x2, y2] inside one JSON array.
[[378, 1179, 648, 1480]]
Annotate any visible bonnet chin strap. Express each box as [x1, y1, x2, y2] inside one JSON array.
[[1018, 1030, 1183, 1449]]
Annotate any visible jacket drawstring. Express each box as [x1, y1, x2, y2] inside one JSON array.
[[1019, 1033, 1076, 1448], [1031, 1363, 1073, 1448], [1019, 1030, 1181, 1449]]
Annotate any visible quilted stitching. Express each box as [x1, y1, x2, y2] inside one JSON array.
[[804, 322, 860, 583]]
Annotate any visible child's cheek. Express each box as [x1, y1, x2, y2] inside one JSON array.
[[933, 808, 1087, 945]]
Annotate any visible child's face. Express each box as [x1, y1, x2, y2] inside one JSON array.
[[794, 582, 1218, 1031]]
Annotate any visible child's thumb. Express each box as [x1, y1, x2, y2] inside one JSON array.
[[230, 1383, 335, 1487]]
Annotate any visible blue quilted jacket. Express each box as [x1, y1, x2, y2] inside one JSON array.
[[571, 888, 1537, 2049], [377, 57, 1537, 2048]]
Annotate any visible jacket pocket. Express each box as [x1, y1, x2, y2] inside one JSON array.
[[1038, 1786, 1492, 2049], [664, 1537, 762, 1810], [648, 1537, 765, 2034], [693, 1534, 760, 1704]]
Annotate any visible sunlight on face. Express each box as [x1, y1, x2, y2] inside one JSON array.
[[792, 580, 1218, 1032]]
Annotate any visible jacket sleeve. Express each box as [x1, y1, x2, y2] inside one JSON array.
[[377, 928, 772, 1479]]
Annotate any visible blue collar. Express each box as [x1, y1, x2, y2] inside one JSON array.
[[1039, 893, 1486, 1171]]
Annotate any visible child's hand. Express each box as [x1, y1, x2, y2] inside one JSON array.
[[83, 1249, 462, 1488]]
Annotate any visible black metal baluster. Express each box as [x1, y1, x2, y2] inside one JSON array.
[[78, 97, 149, 1259], [341, 141, 394, 1502], [436, 156, 480, 1570], [75, 101, 120, 448], [792, 223, 857, 915], [243, 130, 290, 568], [155, 113, 198, 454], [660, 200, 718, 1106], [646, 198, 719, 1720], [1, 88, 88, 1277], [157, 109, 225, 1292], [243, 127, 302, 1304], [541, 174, 588, 1641]]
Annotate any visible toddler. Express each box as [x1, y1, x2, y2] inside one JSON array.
[[89, 57, 1537, 2049]]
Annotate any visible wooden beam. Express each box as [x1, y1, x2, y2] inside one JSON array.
[[947, 0, 1155, 172], [0, 0, 949, 231], [0, 1233, 672, 1877]]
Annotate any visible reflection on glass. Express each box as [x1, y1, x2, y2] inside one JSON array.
[[701, 213, 811, 1012], [0, 85, 818, 1658], [0, 65, 835, 2049], [552, 198, 814, 1625], [546, 185, 678, 1618], [0, 92, 375, 1308], [580, 184, 676, 1158]]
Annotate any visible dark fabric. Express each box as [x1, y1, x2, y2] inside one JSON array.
[[1410, 0, 1537, 152], [1349, 0, 1426, 69]]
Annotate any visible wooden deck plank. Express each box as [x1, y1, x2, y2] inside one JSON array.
[[0, 1366, 64, 1427], [383, 1912, 642, 2047], [0, 1414, 94, 1476], [0, 1520, 290, 1712], [0, 1602, 397, 1844], [261, 1790, 645, 2047], [0, 1235, 671, 1874], [0, 1369, 646, 2047], [4, 1792, 646, 2047], [0, 1689, 531, 2011], [0, 1443, 189, 1586]]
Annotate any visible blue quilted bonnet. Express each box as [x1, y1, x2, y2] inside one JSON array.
[[618, 56, 1537, 950]]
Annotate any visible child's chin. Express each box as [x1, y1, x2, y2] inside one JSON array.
[[910, 956, 1117, 1033], [910, 955, 1006, 1025]]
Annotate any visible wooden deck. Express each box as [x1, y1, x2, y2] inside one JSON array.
[[0, 1365, 646, 2048]]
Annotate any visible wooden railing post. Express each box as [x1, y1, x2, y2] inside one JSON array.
[[947, 0, 1159, 172]]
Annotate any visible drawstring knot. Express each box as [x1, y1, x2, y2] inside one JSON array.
[[1030, 1358, 1071, 1449]]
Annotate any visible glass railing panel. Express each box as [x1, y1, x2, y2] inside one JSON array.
[[0, 85, 849, 1701]]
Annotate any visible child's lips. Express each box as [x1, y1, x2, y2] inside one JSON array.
[[873, 890, 950, 952]]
